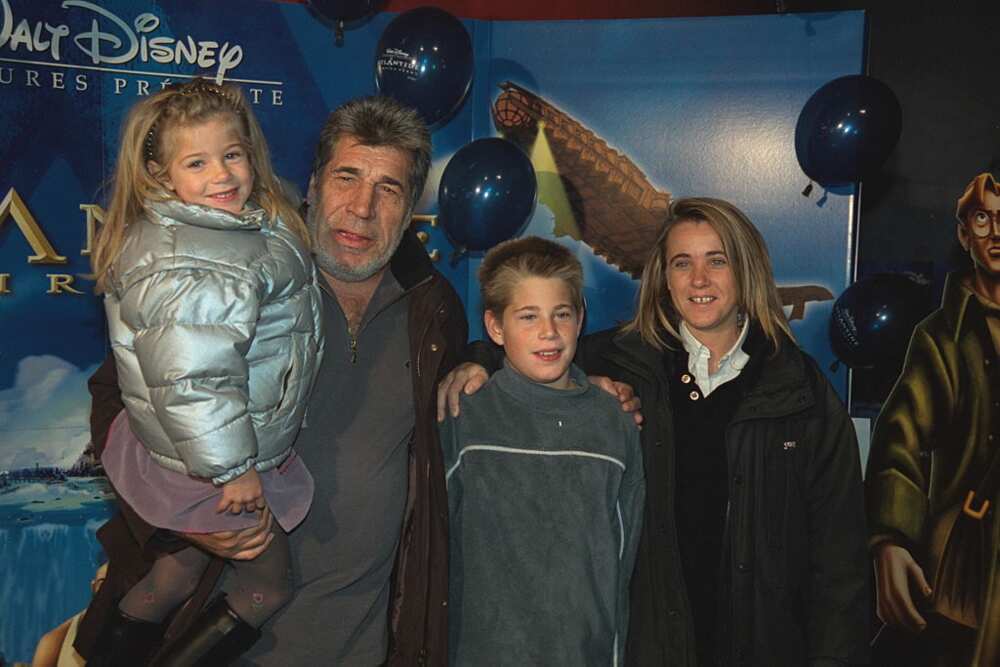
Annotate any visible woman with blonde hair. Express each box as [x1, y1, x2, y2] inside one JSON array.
[[439, 197, 871, 666]]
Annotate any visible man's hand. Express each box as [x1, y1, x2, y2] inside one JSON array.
[[874, 542, 932, 632], [436, 362, 489, 421], [588, 376, 643, 426], [217, 468, 266, 515], [182, 507, 274, 561]]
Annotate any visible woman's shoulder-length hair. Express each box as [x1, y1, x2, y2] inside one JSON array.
[[622, 196, 793, 353]]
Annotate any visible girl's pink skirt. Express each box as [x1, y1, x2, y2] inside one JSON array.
[[101, 410, 313, 534]]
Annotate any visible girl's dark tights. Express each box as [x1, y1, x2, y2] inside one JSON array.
[[117, 526, 292, 629]]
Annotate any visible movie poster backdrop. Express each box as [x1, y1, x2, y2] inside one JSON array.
[[0, 1, 863, 660]]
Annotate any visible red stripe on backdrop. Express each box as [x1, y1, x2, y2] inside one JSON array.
[[270, 0, 784, 20]]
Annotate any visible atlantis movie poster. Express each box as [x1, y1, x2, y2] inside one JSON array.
[[0, 1, 863, 661]]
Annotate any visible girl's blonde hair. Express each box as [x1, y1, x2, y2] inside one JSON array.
[[92, 78, 307, 293], [622, 197, 793, 353]]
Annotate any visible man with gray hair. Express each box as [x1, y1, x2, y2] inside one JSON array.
[[79, 96, 465, 666]]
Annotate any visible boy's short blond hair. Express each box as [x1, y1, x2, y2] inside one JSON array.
[[478, 236, 584, 315]]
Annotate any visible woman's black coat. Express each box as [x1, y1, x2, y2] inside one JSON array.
[[575, 327, 871, 667]]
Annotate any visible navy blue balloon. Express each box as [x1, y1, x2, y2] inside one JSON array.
[[375, 7, 473, 128], [439, 138, 537, 253], [829, 274, 927, 369], [307, 0, 379, 23], [795, 75, 902, 186]]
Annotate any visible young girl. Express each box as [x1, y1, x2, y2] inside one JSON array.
[[439, 237, 644, 666], [89, 78, 323, 665]]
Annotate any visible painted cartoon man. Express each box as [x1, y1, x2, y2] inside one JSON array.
[[866, 172, 1000, 665]]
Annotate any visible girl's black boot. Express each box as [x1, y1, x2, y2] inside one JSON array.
[[151, 595, 261, 667], [88, 606, 165, 666]]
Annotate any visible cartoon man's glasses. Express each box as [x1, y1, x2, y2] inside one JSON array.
[[969, 209, 1000, 238]]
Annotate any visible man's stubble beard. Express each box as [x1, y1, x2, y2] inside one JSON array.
[[306, 199, 409, 284]]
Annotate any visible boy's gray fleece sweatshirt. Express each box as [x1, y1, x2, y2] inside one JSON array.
[[439, 362, 645, 667]]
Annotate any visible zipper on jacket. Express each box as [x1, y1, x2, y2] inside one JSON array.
[[338, 271, 432, 368]]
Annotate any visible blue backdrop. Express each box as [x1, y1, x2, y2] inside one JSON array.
[[0, 1, 863, 660]]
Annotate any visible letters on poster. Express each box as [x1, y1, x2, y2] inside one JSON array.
[[0, 0, 284, 103], [0, 0, 243, 82], [0, 188, 100, 295]]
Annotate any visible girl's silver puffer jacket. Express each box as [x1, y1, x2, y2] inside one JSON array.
[[105, 199, 324, 485]]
